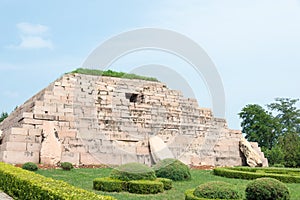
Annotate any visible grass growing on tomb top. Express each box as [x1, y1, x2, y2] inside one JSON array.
[[69, 68, 159, 82]]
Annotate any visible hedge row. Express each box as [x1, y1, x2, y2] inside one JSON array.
[[93, 177, 125, 192], [185, 189, 242, 200], [127, 180, 164, 194], [0, 162, 114, 200], [93, 177, 172, 194], [230, 166, 300, 175], [156, 178, 172, 190], [213, 167, 300, 183]]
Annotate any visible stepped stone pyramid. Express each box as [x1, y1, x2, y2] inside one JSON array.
[[0, 72, 267, 166]]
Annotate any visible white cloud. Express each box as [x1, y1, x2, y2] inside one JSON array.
[[17, 22, 49, 35], [18, 36, 53, 49], [10, 22, 53, 50]]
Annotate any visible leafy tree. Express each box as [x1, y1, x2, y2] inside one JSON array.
[[239, 104, 278, 150], [0, 112, 8, 123], [239, 98, 300, 167], [263, 145, 285, 166], [267, 98, 300, 167], [268, 98, 300, 135]]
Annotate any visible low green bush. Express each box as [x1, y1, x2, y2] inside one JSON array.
[[22, 162, 38, 171], [60, 162, 73, 171], [246, 178, 290, 200], [193, 181, 242, 199], [156, 178, 172, 190], [213, 167, 300, 183], [153, 158, 191, 181], [185, 189, 203, 200], [0, 162, 114, 200], [93, 177, 126, 192], [110, 162, 156, 181], [127, 180, 164, 194]]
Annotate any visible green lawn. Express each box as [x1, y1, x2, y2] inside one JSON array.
[[36, 168, 300, 200]]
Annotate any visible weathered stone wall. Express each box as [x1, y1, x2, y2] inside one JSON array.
[[0, 73, 267, 166]]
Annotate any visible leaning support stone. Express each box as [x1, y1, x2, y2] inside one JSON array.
[[239, 137, 264, 167]]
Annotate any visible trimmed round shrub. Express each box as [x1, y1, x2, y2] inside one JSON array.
[[246, 178, 290, 200], [156, 178, 172, 190], [93, 177, 126, 192], [193, 181, 242, 199], [185, 189, 202, 200], [127, 180, 164, 194], [22, 162, 38, 171], [152, 158, 191, 181], [110, 162, 156, 181], [60, 162, 73, 171]]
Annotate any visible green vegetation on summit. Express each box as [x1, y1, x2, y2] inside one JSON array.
[[70, 68, 159, 82]]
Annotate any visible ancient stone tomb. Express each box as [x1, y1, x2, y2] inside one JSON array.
[[0, 73, 267, 167]]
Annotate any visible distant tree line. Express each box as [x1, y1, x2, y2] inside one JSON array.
[[0, 112, 8, 123], [239, 98, 300, 167]]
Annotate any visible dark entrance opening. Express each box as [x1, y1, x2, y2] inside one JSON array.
[[125, 93, 138, 103]]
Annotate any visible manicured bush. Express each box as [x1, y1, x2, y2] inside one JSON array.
[[156, 178, 172, 190], [60, 162, 73, 171], [193, 181, 241, 199], [127, 180, 164, 194], [213, 167, 300, 183], [185, 189, 202, 200], [22, 162, 38, 171], [246, 178, 290, 200], [93, 177, 126, 192], [0, 162, 114, 200], [153, 158, 191, 181], [110, 162, 156, 181]]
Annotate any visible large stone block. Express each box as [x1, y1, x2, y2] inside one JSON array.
[[61, 152, 80, 165], [80, 152, 101, 165], [59, 130, 77, 138], [1, 142, 27, 151], [28, 129, 43, 136], [3, 135, 36, 143], [0, 151, 39, 164], [27, 143, 41, 152], [9, 127, 28, 135]]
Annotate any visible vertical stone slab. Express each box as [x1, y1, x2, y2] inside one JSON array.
[[149, 136, 174, 163], [40, 121, 62, 165]]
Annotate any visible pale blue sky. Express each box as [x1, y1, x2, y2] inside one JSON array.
[[1, 0, 299, 129]]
